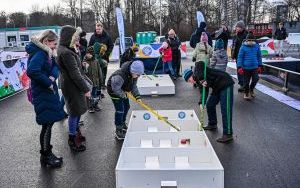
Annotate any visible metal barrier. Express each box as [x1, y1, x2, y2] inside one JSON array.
[[262, 63, 300, 94]]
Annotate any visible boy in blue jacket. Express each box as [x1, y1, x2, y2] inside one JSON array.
[[237, 33, 263, 100]]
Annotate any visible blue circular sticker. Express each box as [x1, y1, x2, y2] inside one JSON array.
[[142, 46, 152, 56], [143, 113, 151, 120], [178, 112, 186, 119]]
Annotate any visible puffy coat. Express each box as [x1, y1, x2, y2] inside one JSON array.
[[237, 42, 262, 70], [57, 26, 91, 116], [192, 42, 213, 63], [210, 49, 228, 71], [189, 22, 213, 48], [159, 47, 173, 62], [26, 39, 65, 125]]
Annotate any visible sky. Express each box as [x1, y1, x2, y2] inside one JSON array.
[[0, 0, 62, 14]]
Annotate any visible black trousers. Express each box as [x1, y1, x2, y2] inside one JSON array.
[[40, 123, 54, 154], [172, 51, 181, 76], [243, 69, 259, 94], [102, 66, 108, 86]]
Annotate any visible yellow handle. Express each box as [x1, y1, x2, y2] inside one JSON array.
[[127, 93, 181, 131]]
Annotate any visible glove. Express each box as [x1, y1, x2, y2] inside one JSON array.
[[192, 57, 196, 62], [237, 67, 244, 75], [257, 66, 263, 74]]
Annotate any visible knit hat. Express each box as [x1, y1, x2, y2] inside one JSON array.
[[86, 46, 94, 55], [246, 32, 255, 41], [130, 60, 144, 75], [200, 32, 208, 43], [199, 22, 207, 29], [183, 69, 193, 82], [235, 20, 245, 29], [215, 39, 224, 49]]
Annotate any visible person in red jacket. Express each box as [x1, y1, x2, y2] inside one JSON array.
[[159, 41, 176, 79]]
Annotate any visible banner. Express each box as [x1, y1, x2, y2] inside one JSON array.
[[136, 43, 187, 59], [116, 7, 125, 55], [256, 38, 275, 55], [197, 11, 205, 27], [0, 57, 29, 99]]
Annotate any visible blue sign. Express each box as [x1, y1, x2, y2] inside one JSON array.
[[178, 111, 186, 119], [142, 46, 152, 56], [143, 113, 151, 120]]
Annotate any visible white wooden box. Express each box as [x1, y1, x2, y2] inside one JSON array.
[[116, 110, 224, 188], [137, 74, 175, 95]]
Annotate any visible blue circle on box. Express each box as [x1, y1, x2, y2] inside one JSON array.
[[178, 112, 186, 119], [142, 46, 152, 56], [143, 113, 151, 120]]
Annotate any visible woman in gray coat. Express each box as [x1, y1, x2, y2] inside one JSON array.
[[57, 25, 91, 152]]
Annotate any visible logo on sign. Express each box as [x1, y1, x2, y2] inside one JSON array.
[[143, 113, 151, 120], [178, 111, 186, 119], [142, 46, 152, 56]]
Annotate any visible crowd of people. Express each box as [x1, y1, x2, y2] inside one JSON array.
[[26, 19, 286, 168]]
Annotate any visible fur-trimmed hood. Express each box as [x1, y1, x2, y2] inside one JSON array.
[[26, 36, 57, 57], [59, 25, 82, 51]]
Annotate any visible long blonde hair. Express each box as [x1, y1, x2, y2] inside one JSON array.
[[38, 30, 58, 43]]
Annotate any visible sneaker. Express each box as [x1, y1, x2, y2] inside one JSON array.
[[115, 129, 126, 140], [122, 123, 128, 132], [94, 105, 102, 112], [68, 135, 86, 152], [250, 91, 256, 98], [216, 134, 233, 143], [88, 108, 95, 113], [244, 93, 251, 100], [203, 125, 217, 131]]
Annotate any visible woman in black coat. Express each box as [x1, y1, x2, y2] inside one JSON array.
[[166, 29, 182, 77], [26, 30, 65, 168], [57, 25, 92, 152]]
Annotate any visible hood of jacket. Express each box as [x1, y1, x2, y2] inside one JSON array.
[[25, 36, 57, 58], [59, 25, 82, 51]]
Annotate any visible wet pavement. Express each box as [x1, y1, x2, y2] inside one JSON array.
[[0, 59, 299, 188]]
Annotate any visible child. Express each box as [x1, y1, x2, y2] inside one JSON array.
[[120, 44, 139, 67], [237, 33, 263, 100], [210, 39, 228, 71], [159, 41, 176, 79], [93, 42, 107, 98], [192, 32, 213, 64], [107, 60, 144, 140], [183, 62, 235, 143], [82, 46, 102, 112]]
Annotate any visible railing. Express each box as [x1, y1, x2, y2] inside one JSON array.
[[262, 63, 300, 94]]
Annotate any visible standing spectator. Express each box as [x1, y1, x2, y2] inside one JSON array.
[[26, 30, 65, 167], [166, 29, 182, 77], [274, 22, 288, 57], [192, 32, 213, 63], [231, 20, 248, 92], [237, 33, 263, 100], [190, 22, 213, 48], [82, 46, 102, 113], [210, 39, 228, 71], [79, 31, 88, 60], [88, 22, 114, 88], [159, 41, 176, 79], [57, 25, 92, 152], [107, 60, 144, 140], [212, 25, 230, 50]]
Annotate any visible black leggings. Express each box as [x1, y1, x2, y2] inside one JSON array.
[[40, 123, 54, 153]]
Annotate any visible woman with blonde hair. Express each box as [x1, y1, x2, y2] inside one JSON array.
[[26, 30, 65, 167]]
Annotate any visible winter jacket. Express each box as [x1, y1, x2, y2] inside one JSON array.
[[193, 61, 234, 95], [107, 62, 141, 100], [192, 42, 213, 63], [232, 29, 248, 60], [190, 23, 213, 48], [57, 26, 91, 116], [210, 49, 228, 71], [88, 30, 114, 62], [159, 47, 173, 62], [120, 48, 136, 67], [26, 38, 65, 125], [83, 56, 101, 88], [237, 42, 262, 70], [274, 27, 287, 40], [93, 42, 108, 68], [79, 37, 88, 60]]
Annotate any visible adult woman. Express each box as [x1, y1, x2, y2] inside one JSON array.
[[166, 29, 181, 78], [57, 25, 91, 152], [26, 30, 65, 167]]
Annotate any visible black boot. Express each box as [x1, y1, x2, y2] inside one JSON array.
[[40, 150, 63, 168], [76, 127, 86, 142], [216, 134, 233, 143], [68, 135, 86, 152]]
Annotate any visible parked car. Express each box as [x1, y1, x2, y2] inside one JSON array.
[[114, 36, 134, 50], [154, 36, 166, 44]]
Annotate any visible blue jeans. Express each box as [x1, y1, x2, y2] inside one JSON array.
[[163, 61, 175, 76], [68, 115, 81, 135], [111, 97, 130, 130], [206, 86, 233, 135]]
